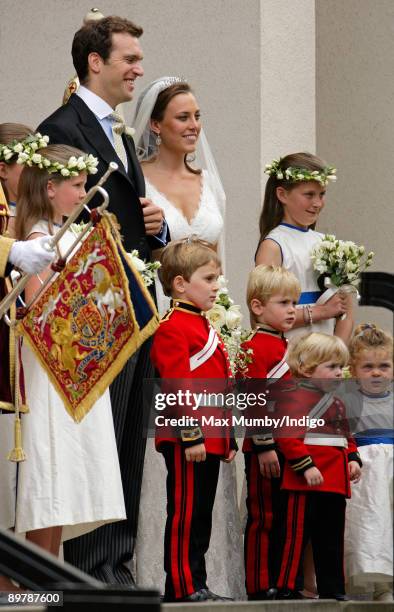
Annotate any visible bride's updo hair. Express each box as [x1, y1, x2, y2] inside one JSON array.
[[151, 82, 192, 123], [151, 82, 201, 176]]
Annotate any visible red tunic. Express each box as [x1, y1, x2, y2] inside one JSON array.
[[151, 302, 233, 457], [276, 384, 360, 497], [240, 327, 290, 453]]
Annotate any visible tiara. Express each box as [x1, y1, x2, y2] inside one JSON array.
[[264, 158, 337, 186], [16, 151, 99, 176], [157, 76, 186, 89], [0, 132, 49, 163]]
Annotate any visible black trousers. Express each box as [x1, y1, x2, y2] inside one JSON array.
[[63, 340, 152, 584], [161, 444, 220, 601], [244, 452, 283, 595], [276, 490, 346, 597]]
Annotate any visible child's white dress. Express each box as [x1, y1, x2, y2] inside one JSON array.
[[265, 223, 335, 338], [344, 388, 393, 591], [15, 221, 126, 540]]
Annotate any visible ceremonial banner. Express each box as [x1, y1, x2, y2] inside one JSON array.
[[19, 215, 159, 422]]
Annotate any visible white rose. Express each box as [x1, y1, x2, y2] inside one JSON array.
[[89, 167, 98, 174], [60, 168, 70, 177], [128, 252, 146, 272], [77, 157, 86, 170], [345, 260, 357, 273], [13, 143, 23, 153], [207, 303, 227, 331], [17, 152, 29, 163], [225, 305, 242, 329], [68, 156, 78, 167], [4, 151, 13, 161], [31, 153, 42, 164], [30, 141, 38, 150]]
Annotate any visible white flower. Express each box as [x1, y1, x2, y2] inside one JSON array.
[[17, 152, 29, 163], [90, 167, 98, 174], [60, 168, 70, 177], [30, 141, 38, 150], [225, 305, 242, 329], [76, 157, 87, 170], [31, 153, 42, 164], [4, 150, 13, 161], [128, 250, 146, 272], [208, 303, 227, 331], [13, 143, 23, 153], [68, 156, 78, 167]]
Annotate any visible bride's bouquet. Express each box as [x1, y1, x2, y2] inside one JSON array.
[[311, 235, 374, 311], [208, 276, 252, 375]]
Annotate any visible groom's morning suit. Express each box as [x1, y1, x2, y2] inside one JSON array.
[[38, 91, 167, 583]]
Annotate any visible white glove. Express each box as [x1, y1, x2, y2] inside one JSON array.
[[9, 236, 55, 274]]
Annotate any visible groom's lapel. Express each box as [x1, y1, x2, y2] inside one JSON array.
[[69, 95, 137, 189], [123, 135, 145, 197]]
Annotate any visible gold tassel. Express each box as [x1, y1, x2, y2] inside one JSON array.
[[7, 327, 26, 462], [7, 416, 26, 462]]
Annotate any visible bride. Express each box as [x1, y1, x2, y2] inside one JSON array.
[[133, 77, 244, 598]]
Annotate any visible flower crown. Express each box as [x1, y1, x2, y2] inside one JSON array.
[[264, 158, 337, 186], [17, 151, 99, 176], [0, 132, 49, 163]]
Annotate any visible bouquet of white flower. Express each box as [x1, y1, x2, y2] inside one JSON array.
[[207, 276, 252, 375], [311, 234, 374, 289], [127, 250, 161, 287]]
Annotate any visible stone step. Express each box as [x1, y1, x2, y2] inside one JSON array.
[[163, 600, 393, 612]]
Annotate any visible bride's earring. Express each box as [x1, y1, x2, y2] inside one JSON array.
[[156, 133, 162, 147]]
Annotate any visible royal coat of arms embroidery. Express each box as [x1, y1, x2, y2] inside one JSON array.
[[20, 216, 159, 422]]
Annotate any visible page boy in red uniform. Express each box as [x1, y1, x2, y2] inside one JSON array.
[[275, 332, 362, 601], [240, 265, 300, 600], [151, 238, 236, 603]]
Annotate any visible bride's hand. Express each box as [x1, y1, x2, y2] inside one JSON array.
[[140, 197, 164, 235]]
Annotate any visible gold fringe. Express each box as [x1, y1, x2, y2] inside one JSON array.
[[7, 416, 26, 462]]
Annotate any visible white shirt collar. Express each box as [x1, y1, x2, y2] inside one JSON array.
[[77, 85, 114, 120]]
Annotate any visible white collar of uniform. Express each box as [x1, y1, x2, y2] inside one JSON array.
[[76, 85, 114, 120]]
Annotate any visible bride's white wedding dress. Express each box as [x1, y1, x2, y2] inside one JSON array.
[[135, 171, 245, 598]]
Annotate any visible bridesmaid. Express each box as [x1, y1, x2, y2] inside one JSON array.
[[133, 77, 244, 599]]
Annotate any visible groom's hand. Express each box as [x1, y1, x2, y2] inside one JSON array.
[[140, 197, 164, 235]]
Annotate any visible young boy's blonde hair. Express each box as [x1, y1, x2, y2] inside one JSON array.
[[349, 323, 393, 371], [159, 237, 221, 297], [287, 332, 349, 377], [246, 264, 301, 324]]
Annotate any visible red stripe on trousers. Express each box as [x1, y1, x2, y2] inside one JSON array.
[[245, 456, 273, 593], [170, 445, 182, 598], [277, 492, 306, 590], [181, 457, 194, 596], [169, 446, 195, 599], [287, 493, 306, 589]]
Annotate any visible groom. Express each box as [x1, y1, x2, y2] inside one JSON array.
[[38, 16, 168, 584]]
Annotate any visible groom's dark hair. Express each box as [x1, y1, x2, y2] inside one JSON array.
[[72, 16, 143, 83]]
